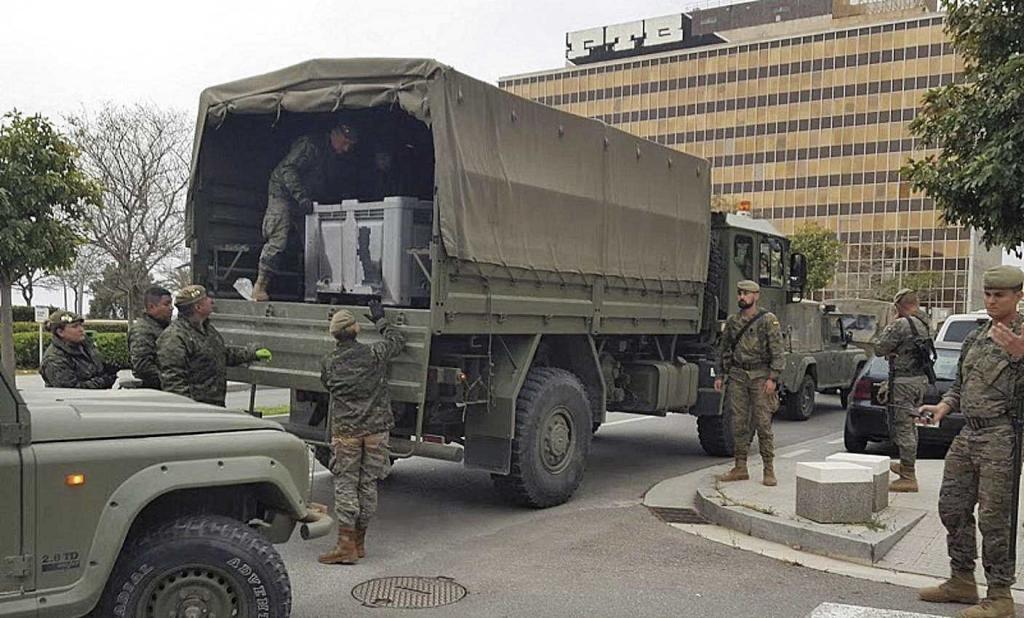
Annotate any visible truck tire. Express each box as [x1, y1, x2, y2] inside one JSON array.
[[697, 407, 735, 457], [491, 367, 592, 508], [704, 232, 724, 324], [93, 515, 291, 618], [780, 373, 816, 421]]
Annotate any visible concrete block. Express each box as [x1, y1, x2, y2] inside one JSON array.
[[826, 453, 890, 512], [795, 462, 873, 524]]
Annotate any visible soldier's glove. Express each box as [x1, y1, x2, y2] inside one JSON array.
[[255, 348, 272, 362], [366, 299, 386, 324]]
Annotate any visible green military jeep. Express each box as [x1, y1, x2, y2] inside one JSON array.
[[0, 371, 330, 618]]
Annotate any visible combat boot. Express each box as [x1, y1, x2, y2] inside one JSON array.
[[918, 571, 980, 604], [717, 457, 749, 482], [889, 463, 918, 493], [317, 528, 359, 565], [762, 459, 777, 487], [956, 586, 1015, 618], [252, 272, 271, 302], [890, 461, 901, 476], [355, 526, 367, 559]]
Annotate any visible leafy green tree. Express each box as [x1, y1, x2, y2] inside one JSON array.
[[903, 0, 1024, 249], [869, 272, 944, 304], [790, 223, 843, 293], [0, 111, 100, 381]]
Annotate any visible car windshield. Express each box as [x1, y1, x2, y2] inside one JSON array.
[[865, 346, 960, 381], [942, 319, 987, 343]]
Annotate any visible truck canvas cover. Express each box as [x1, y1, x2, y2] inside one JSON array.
[[190, 58, 711, 284]]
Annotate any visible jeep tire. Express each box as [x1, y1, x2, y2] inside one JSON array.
[[780, 373, 816, 421]]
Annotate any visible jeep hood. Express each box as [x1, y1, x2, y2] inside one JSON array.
[[19, 388, 283, 442]]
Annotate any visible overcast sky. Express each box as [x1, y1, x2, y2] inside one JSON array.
[[1, 0, 702, 119]]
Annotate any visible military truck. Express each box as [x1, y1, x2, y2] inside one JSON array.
[[0, 371, 330, 618], [185, 58, 864, 508]]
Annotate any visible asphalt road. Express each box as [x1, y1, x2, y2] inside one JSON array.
[[278, 395, 956, 618]]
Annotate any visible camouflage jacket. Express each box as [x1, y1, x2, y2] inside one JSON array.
[[941, 315, 1024, 419], [268, 135, 331, 205], [873, 313, 931, 378], [40, 336, 117, 389], [129, 313, 170, 389], [320, 319, 406, 438], [156, 316, 257, 406], [717, 309, 786, 379]]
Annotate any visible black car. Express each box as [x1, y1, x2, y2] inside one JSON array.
[[843, 343, 965, 453]]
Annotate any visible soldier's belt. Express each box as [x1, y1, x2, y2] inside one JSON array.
[[965, 415, 1012, 430], [734, 361, 770, 370]]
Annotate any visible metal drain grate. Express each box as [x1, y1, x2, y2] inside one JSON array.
[[351, 576, 468, 609], [648, 506, 708, 524]]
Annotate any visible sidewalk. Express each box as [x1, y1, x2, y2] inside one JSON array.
[[644, 436, 1024, 596]]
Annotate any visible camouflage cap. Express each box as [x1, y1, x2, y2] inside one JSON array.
[[983, 265, 1024, 290], [893, 288, 916, 305], [329, 309, 356, 338], [47, 310, 83, 331], [737, 280, 760, 293], [174, 284, 208, 307]]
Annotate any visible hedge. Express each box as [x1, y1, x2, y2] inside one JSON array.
[[4, 332, 128, 370], [10, 321, 127, 334]]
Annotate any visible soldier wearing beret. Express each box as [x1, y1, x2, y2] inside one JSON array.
[[918, 265, 1024, 616], [40, 310, 119, 389], [156, 285, 272, 406], [873, 288, 931, 492], [318, 300, 406, 565], [128, 286, 173, 390], [714, 280, 786, 486]]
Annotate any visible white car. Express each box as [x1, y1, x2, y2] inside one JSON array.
[[935, 312, 990, 345]]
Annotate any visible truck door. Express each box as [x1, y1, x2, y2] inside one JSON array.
[[0, 372, 30, 596]]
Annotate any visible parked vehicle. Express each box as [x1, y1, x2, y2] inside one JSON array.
[[186, 58, 865, 507], [843, 342, 964, 454], [935, 312, 989, 345]]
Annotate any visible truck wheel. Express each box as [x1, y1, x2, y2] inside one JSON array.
[[491, 367, 592, 508], [697, 407, 735, 457], [780, 374, 816, 421], [94, 515, 291, 618]]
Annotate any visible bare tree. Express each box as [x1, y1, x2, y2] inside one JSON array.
[[65, 102, 190, 322], [15, 268, 51, 306], [45, 244, 108, 313]]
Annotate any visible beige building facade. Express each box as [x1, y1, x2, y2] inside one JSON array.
[[500, 0, 1000, 313]]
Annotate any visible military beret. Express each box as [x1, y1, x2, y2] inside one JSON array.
[[174, 284, 208, 307], [737, 280, 760, 293], [983, 265, 1024, 290], [329, 309, 356, 338], [47, 310, 83, 331], [893, 288, 915, 305]]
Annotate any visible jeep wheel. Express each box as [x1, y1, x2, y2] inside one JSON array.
[[780, 374, 816, 421], [697, 406, 736, 457], [93, 515, 291, 618], [491, 367, 592, 508], [844, 418, 868, 453]]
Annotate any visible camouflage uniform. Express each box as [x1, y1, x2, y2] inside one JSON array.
[[937, 316, 1024, 590], [873, 313, 931, 468], [260, 135, 333, 275], [128, 313, 169, 390], [717, 309, 786, 462], [320, 317, 406, 529], [156, 316, 257, 406], [40, 335, 118, 389]]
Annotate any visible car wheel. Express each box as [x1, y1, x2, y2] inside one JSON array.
[[844, 419, 868, 453]]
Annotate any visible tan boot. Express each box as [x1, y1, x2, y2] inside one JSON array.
[[890, 461, 901, 475], [918, 571, 980, 604], [355, 526, 367, 559], [717, 457, 749, 482], [252, 272, 271, 302], [889, 463, 919, 493], [762, 459, 777, 487], [317, 528, 359, 565], [956, 586, 1015, 618]]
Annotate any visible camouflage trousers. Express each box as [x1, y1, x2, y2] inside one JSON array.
[[889, 377, 927, 468], [938, 423, 1017, 587], [329, 432, 391, 529], [258, 195, 300, 275], [727, 369, 779, 461]]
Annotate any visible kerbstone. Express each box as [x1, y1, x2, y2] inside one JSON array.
[[826, 453, 889, 512], [796, 462, 873, 524]]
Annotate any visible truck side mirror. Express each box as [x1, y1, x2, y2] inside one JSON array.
[[789, 253, 807, 302]]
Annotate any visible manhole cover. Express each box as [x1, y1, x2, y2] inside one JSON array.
[[351, 576, 468, 609], [648, 506, 708, 524]]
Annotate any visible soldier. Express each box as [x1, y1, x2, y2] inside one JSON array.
[[156, 285, 272, 406], [713, 280, 786, 486], [917, 265, 1024, 618], [252, 122, 359, 302], [873, 288, 930, 492], [40, 310, 119, 389], [318, 300, 406, 565], [128, 286, 172, 390]]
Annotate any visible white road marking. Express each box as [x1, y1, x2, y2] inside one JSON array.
[[778, 448, 812, 459], [826, 438, 845, 445], [807, 602, 945, 618], [602, 416, 659, 427]]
